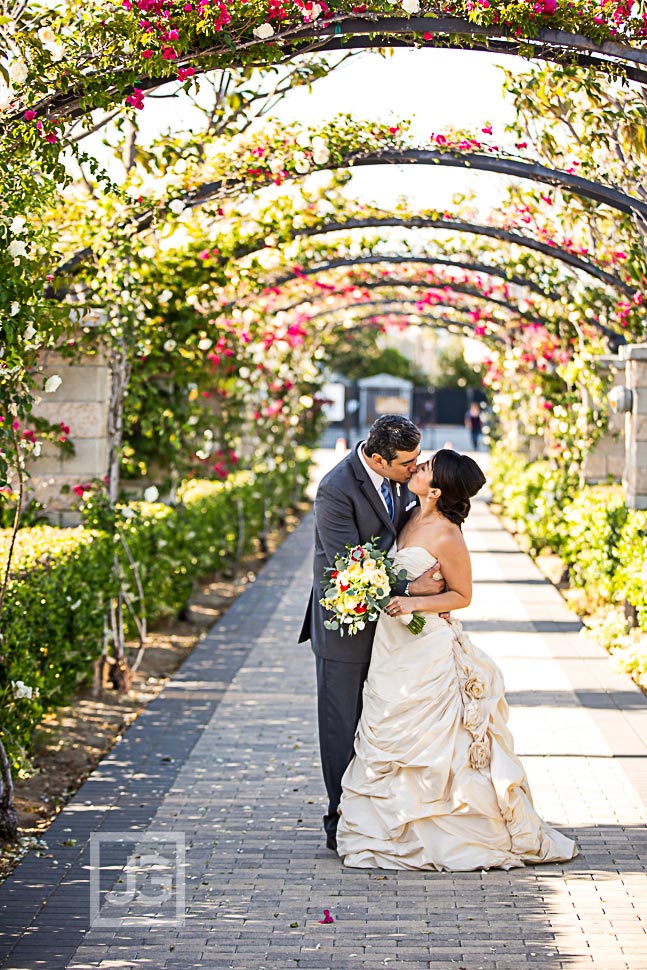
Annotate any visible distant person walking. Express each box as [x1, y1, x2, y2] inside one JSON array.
[[465, 402, 483, 451]]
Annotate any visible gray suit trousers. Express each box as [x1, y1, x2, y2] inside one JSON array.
[[315, 655, 370, 840]]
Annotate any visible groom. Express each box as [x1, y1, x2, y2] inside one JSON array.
[[299, 414, 445, 850]]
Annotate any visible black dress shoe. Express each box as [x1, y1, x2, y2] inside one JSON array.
[[326, 834, 338, 851]]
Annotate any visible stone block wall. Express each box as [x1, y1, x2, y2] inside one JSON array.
[[621, 344, 647, 510], [26, 349, 111, 526], [582, 357, 625, 484]]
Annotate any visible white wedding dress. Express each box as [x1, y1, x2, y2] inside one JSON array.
[[336, 546, 578, 871]]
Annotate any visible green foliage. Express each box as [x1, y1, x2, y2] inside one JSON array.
[[490, 454, 647, 685], [615, 510, 647, 628], [0, 458, 309, 769], [562, 486, 628, 604], [433, 342, 487, 391], [0, 527, 114, 769], [489, 443, 579, 554], [329, 335, 428, 385]]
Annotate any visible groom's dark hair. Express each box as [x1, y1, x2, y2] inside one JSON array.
[[365, 415, 421, 463]]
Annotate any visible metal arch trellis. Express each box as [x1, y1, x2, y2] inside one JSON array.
[[245, 255, 563, 300], [54, 154, 639, 299], [16, 14, 647, 127], [305, 298, 507, 342], [266, 278, 625, 345], [277, 217, 633, 294], [319, 309, 505, 344], [261, 279, 547, 327]]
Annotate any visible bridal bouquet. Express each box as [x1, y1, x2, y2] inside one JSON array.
[[320, 538, 426, 636]]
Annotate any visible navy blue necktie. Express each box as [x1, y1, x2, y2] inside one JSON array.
[[380, 479, 395, 521]]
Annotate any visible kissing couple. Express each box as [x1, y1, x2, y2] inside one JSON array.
[[299, 414, 577, 870]]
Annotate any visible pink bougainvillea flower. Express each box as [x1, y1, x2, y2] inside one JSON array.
[[24, 109, 36, 120], [126, 87, 145, 110], [142, 49, 154, 58], [319, 909, 334, 924]]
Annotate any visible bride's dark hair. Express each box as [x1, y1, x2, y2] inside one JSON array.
[[428, 449, 486, 528]]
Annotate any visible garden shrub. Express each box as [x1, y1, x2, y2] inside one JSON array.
[[561, 485, 628, 604], [614, 509, 647, 630], [0, 456, 310, 768], [489, 444, 579, 555]]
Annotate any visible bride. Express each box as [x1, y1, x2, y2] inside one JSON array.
[[336, 449, 577, 871]]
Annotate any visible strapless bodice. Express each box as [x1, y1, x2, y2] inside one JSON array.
[[393, 545, 438, 580]]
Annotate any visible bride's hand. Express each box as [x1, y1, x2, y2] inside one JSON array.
[[385, 597, 411, 618]]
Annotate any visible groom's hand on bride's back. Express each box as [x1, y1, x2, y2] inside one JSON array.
[[408, 564, 445, 597]]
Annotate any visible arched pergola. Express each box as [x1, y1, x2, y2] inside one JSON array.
[[58, 151, 639, 299], [260, 279, 546, 327], [19, 13, 647, 126], [304, 298, 507, 342], [255, 255, 561, 300]]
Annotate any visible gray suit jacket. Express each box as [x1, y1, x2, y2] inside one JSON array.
[[299, 445, 418, 663]]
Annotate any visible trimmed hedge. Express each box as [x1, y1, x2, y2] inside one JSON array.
[[489, 445, 579, 556], [0, 456, 309, 768], [489, 447, 647, 634]]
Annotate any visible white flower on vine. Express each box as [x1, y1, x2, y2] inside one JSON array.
[[198, 337, 213, 350], [44, 374, 62, 393], [38, 26, 57, 45], [9, 239, 27, 259], [293, 151, 310, 174], [164, 338, 177, 352], [296, 130, 311, 148], [10, 215, 27, 234], [0, 79, 13, 112], [121, 507, 136, 519], [144, 485, 159, 502], [12, 680, 37, 700], [269, 156, 285, 175], [312, 137, 330, 165], [9, 60, 28, 85], [168, 198, 185, 215], [158, 289, 173, 303], [402, 0, 420, 10], [10, 302, 20, 316], [39, 26, 65, 61], [253, 22, 275, 40]]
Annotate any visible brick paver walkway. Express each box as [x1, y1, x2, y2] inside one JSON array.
[[1, 462, 646, 970]]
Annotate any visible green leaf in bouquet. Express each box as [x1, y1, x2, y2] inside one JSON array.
[[397, 569, 408, 580], [324, 619, 339, 631]]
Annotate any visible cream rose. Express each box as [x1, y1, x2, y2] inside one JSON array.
[[371, 568, 389, 589], [464, 676, 486, 700], [469, 738, 490, 770], [463, 700, 482, 733], [253, 22, 274, 39]]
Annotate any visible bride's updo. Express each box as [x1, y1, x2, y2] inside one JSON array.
[[429, 449, 486, 528]]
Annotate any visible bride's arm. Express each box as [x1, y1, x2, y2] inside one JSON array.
[[391, 533, 472, 615]]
